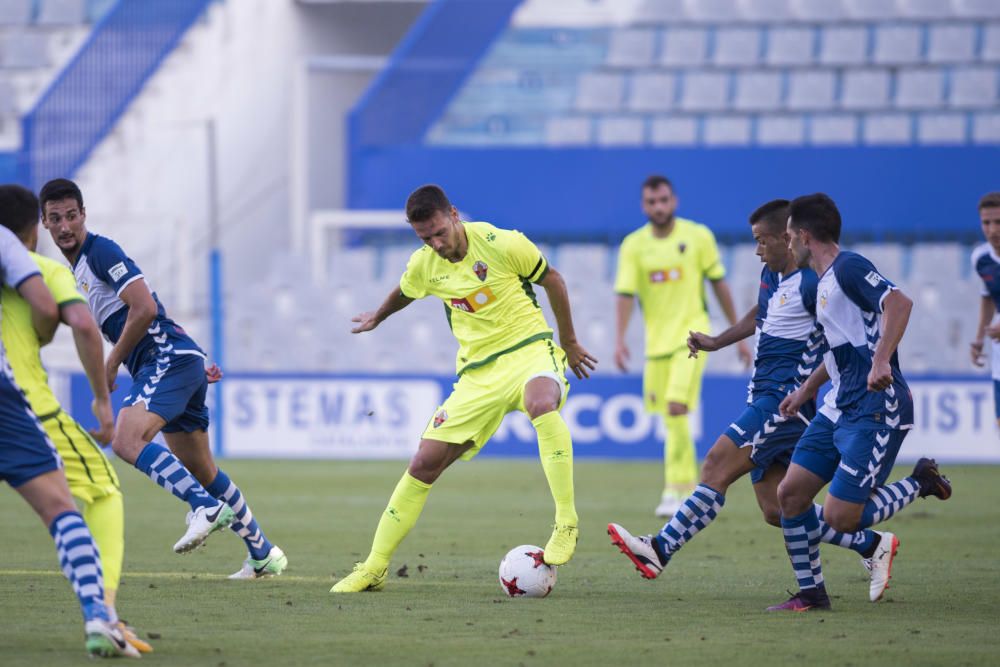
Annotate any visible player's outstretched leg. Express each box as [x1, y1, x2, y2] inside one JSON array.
[[815, 504, 899, 602], [532, 410, 579, 566], [204, 469, 287, 579]]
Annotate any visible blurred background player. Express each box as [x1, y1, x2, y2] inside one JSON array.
[[39, 178, 286, 579], [332, 184, 597, 593], [614, 174, 751, 516], [770, 193, 952, 612], [971, 192, 1000, 427], [0, 188, 151, 652], [0, 184, 137, 658]]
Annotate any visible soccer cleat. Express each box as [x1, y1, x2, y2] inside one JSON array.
[[766, 587, 832, 612], [607, 523, 667, 580], [84, 618, 141, 658], [330, 562, 387, 593], [543, 524, 579, 566], [655, 491, 682, 518], [172, 503, 236, 554], [911, 458, 952, 500], [863, 532, 899, 602], [229, 545, 289, 579], [117, 621, 153, 654]]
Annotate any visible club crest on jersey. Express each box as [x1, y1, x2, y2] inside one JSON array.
[[450, 286, 497, 313], [779, 291, 788, 306], [649, 268, 682, 283], [79, 279, 89, 294], [820, 290, 828, 309], [678, 242, 687, 254], [473, 260, 488, 282], [433, 409, 448, 428]]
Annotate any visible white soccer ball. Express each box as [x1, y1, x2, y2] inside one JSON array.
[[498, 544, 557, 598]]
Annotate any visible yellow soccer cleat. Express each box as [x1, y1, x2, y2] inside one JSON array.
[[543, 524, 579, 566], [330, 563, 387, 593], [118, 621, 153, 654]]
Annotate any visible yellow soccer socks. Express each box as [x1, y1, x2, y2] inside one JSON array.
[[364, 471, 432, 572], [532, 411, 578, 526], [664, 413, 698, 493], [83, 490, 124, 595]]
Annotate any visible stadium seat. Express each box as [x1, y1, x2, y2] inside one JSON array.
[[894, 68, 944, 108], [948, 67, 999, 108], [927, 24, 976, 64], [575, 72, 625, 112], [843, 0, 899, 20], [679, 71, 730, 111], [792, 0, 849, 21], [954, 0, 1000, 18], [733, 71, 783, 111], [873, 25, 923, 65], [634, 0, 691, 25], [627, 72, 676, 112], [983, 24, 1000, 61], [911, 243, 965, 283], [973, 111, 1000, 142], [606, 28, 656, 68], [0, 32, 49, 68], [738, 0, 795, 23], [917, 112, 967, 144], [0, 77, 15, 115], [650, 116, 698, 144], [765, 27, 815, 66], [863, 113, 912, 144], [852, 243, 904, 280], [809, 114, 859, 144], [328, 248, 376, 286], [0, 0, 32, 25], [596, 116, 645, 145], [37, 0, 86, 26], [757, 115, 805, 144], [685, 0, 743, 22], [786, 70, 837, 111], [900, 0, 956, 19], [557, 243, 610, 284], [660, 28, 708, 66], [713, 27, 762, 66], [819, 26, 869, 66], [841, 69, 891, 110], [545, 116, 592, 145]]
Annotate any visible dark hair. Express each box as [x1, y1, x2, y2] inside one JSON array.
[[406, 184, 452, 223], [788, 193, 841, 244], [749, 199, 790, 235], [642, 174, 673, 192], [0, 184, 40, 240], [979, 192, 1000, 211], [39, 178, 84, 215]]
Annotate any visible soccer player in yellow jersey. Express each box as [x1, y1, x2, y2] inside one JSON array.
[[332, 184, 597, 593], [0, 195, 152, 653], [615, 175, 751, 517]]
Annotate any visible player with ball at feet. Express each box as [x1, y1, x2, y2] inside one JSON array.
[[332, 184, 597, 593]]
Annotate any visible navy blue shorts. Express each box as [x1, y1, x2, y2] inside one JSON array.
[[724, 392, 808, 484], [124, 353, 209, 433], [828, 426, 908, 503], [0, 376, 61, 487], [789, 412, 839, 482]]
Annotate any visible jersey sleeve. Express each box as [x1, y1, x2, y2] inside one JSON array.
[[44, 261, 86, 307], [799, 269, 819, 316], [698, 226, 726, 281], [398, 250, 428, 300], [506, 230, 548, 283], [756, 267, 771, 324], [87, 238, 144, 296], [835, 253, 897, 314], [613, 236, 640, 296], [972, 248, 990, 297], [0, 226, 41, 289]]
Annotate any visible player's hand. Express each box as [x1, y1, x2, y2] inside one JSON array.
[[89, 396, 114, 445], [987, 324, 1000, 341], [779, 386, 808, 418], [614, 341, 629, 372], [687, 330, 717, 358], [104, 358, 120, 393], [351, 311, 380, 334], [564, 340, 598, 379], [205, 363, 224, 383], [867, 359, 893, 392], [971, 339, 986, 367], [736, 340, 753, 369]]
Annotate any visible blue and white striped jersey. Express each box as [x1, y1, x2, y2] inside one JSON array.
[[815, 251, 912, 430], [749, 266, 825, 400], [0, 226, 42, 382], [972, 243, 1000, 310], [72, 233, 204, 377]]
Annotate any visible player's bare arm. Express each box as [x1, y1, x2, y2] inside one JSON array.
[[537, 267, 597, 379], [613, 293, 634, 372], [972, 295, 995, 366], [62, 302, 114, 444], [708, 278, 752, 367], [352, 285, 414, 334], [17, 274, 59, 344], [868, 289, 913, 392], [780, 362, 830, 418], [106, 279, 158, 392], [688, 305, 758, 358]]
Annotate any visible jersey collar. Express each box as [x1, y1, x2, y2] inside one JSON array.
[[72, 232, 96, 269]]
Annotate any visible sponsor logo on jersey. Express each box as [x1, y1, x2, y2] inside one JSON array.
[[649, 267, 682, 283], [473, 260, 488, 282], [450, 286, 497, 312], [109, 262, 129, 282], [864, 270, 884, 287], [432, 409, 448, 428]]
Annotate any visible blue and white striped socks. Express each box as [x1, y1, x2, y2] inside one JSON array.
[[780, 508, 825, 591], [653, 484, 725, 561], [814, 504, 877, 555], [206, 469, 273, 561], [861, 477, 920, 527], [135, 443, 217, 512], [49, 511, 109, 622]]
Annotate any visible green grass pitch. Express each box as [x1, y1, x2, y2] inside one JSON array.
[[2, 459, 998, 666]]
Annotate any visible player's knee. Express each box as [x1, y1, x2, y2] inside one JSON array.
[[667, 402, 689, 417], [760, 506, 782, 527], [524, 397, 559, 420], [408, 454, 444, 484], [109, 432, 142, 463], [824, 510, 860, 533], [776, 479, 810, 516]]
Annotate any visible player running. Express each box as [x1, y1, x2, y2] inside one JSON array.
[[39, 178, 286, 578], [768, 193, 951, 612], [607, 199, 930, 603], [0, 185, 137, 658], [332, 184, 597, 593], [970, 192, 1000, 426], [0, 193, 152, 652], [614, 174, 751, 517]]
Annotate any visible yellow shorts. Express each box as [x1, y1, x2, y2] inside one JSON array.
[[422, 338, 570, 460], [41, 410, 120, 503], [643, 348, 708, 414]]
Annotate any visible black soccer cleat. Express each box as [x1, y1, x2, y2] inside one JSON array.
[[911, 458, 952, 500]]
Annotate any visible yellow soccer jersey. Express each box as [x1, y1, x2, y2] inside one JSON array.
[[399, 221, 553, 375], [614, 218, 725, 359], [1, 252, 86, 417]]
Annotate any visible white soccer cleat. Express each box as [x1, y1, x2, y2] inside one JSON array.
[[229, 545, 289, 579], [85, 618, 141, 658], [863, 531, 899, 602], [173, 503, 236, 554], [654, 492, 682, 518], [607, 523, 667, 580]]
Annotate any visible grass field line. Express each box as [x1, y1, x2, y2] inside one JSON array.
[[0, 568, 333, 583]]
